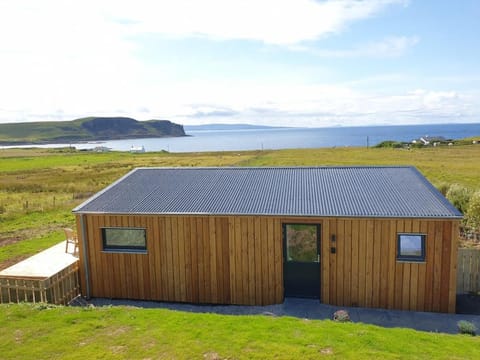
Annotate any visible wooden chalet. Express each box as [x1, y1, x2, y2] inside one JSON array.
[[73, 167, 462, 313]]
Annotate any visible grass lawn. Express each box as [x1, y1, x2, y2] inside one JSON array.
[[0, 303, 479, 359]]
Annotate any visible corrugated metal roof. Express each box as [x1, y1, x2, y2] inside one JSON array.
[[73, 167, 462, 218]]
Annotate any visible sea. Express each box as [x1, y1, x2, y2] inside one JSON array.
[[2, 123, 480, 153]]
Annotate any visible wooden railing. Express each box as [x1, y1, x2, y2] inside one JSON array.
[[0, 261, 80, 305], [457, 248, 480, 294]]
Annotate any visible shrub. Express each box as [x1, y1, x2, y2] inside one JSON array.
[[333, 310, 351, 322], [457, 320, 477, 336], [466, 191, 480, 232], [436, 183, 450, 196], [446, 184, 473, 214], [374, 141, 404, 149]]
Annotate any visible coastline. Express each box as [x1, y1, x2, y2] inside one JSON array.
[[0, 133, 189, 147], [1, 123, 479, 153]]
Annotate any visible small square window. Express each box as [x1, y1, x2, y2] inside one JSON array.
[[102, 227, 147, 252], [397, 233, 425, 262]]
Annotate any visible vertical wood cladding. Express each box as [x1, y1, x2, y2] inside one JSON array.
[[322, 217, 459, 313], [77, 215, 283, 305], [77, 215, 458, 312]]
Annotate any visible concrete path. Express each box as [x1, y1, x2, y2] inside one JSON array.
[[88, 297, 480, 335]]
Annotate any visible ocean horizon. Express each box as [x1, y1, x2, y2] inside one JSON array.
[[1, 122, 479, 153]]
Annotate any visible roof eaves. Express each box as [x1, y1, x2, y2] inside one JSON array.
[[409, 167, 463, 218], [71, 210, 464, 219]]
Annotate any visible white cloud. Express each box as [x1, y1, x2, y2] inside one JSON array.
[[367, 35, 419, 57], [101, 0, 407, 45], [0, 0, 477, 128], [146, 81, 478, 127], [0, 1, 143, 120], [290, 36, 419, 57], [1, 71, 477, 126]]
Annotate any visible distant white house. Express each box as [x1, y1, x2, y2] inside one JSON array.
[[130, 145, 145, 153], [412, 135, 448, 146], [420, 136, 447, 145]]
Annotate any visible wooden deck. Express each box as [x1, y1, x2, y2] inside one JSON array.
[[0, 241, 80, 305]]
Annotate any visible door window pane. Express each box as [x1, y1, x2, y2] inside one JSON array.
[[285, 224, 318, 262]]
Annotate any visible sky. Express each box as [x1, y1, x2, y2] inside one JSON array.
[[0, 0, 479, 127]]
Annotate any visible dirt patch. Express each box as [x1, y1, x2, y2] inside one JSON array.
[[0, 235, 25, 247], [203, 352, 222, 360], [14, 330, 23, 344], [319, 347, 334, 355], [0, 226, 66, 270], [109, 345, 127, 354], [0, 226, 61, 247], [106, 326, 131, 337]]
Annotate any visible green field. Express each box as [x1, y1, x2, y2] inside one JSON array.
[[1, 145, 480, 268], [0, 303, 478, 359], [1, 145, 480, 358]]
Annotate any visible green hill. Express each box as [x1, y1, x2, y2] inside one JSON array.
[[0, 117, 186, 145]]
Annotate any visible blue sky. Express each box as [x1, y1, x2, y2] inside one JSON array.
[[0, 0, 479, 127]]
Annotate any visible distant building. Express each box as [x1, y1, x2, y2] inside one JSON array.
[[130, 145, 145, 153], [412, 136, 449, 146]]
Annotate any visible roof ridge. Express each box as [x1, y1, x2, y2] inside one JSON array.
[[134, 165, 414, 170]]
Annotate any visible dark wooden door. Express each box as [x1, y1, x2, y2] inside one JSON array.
[[283, 223, 321, 299]]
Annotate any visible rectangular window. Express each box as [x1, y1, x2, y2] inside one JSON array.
[[102, 227, 147, 252], [397, 233, 425, 262]]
